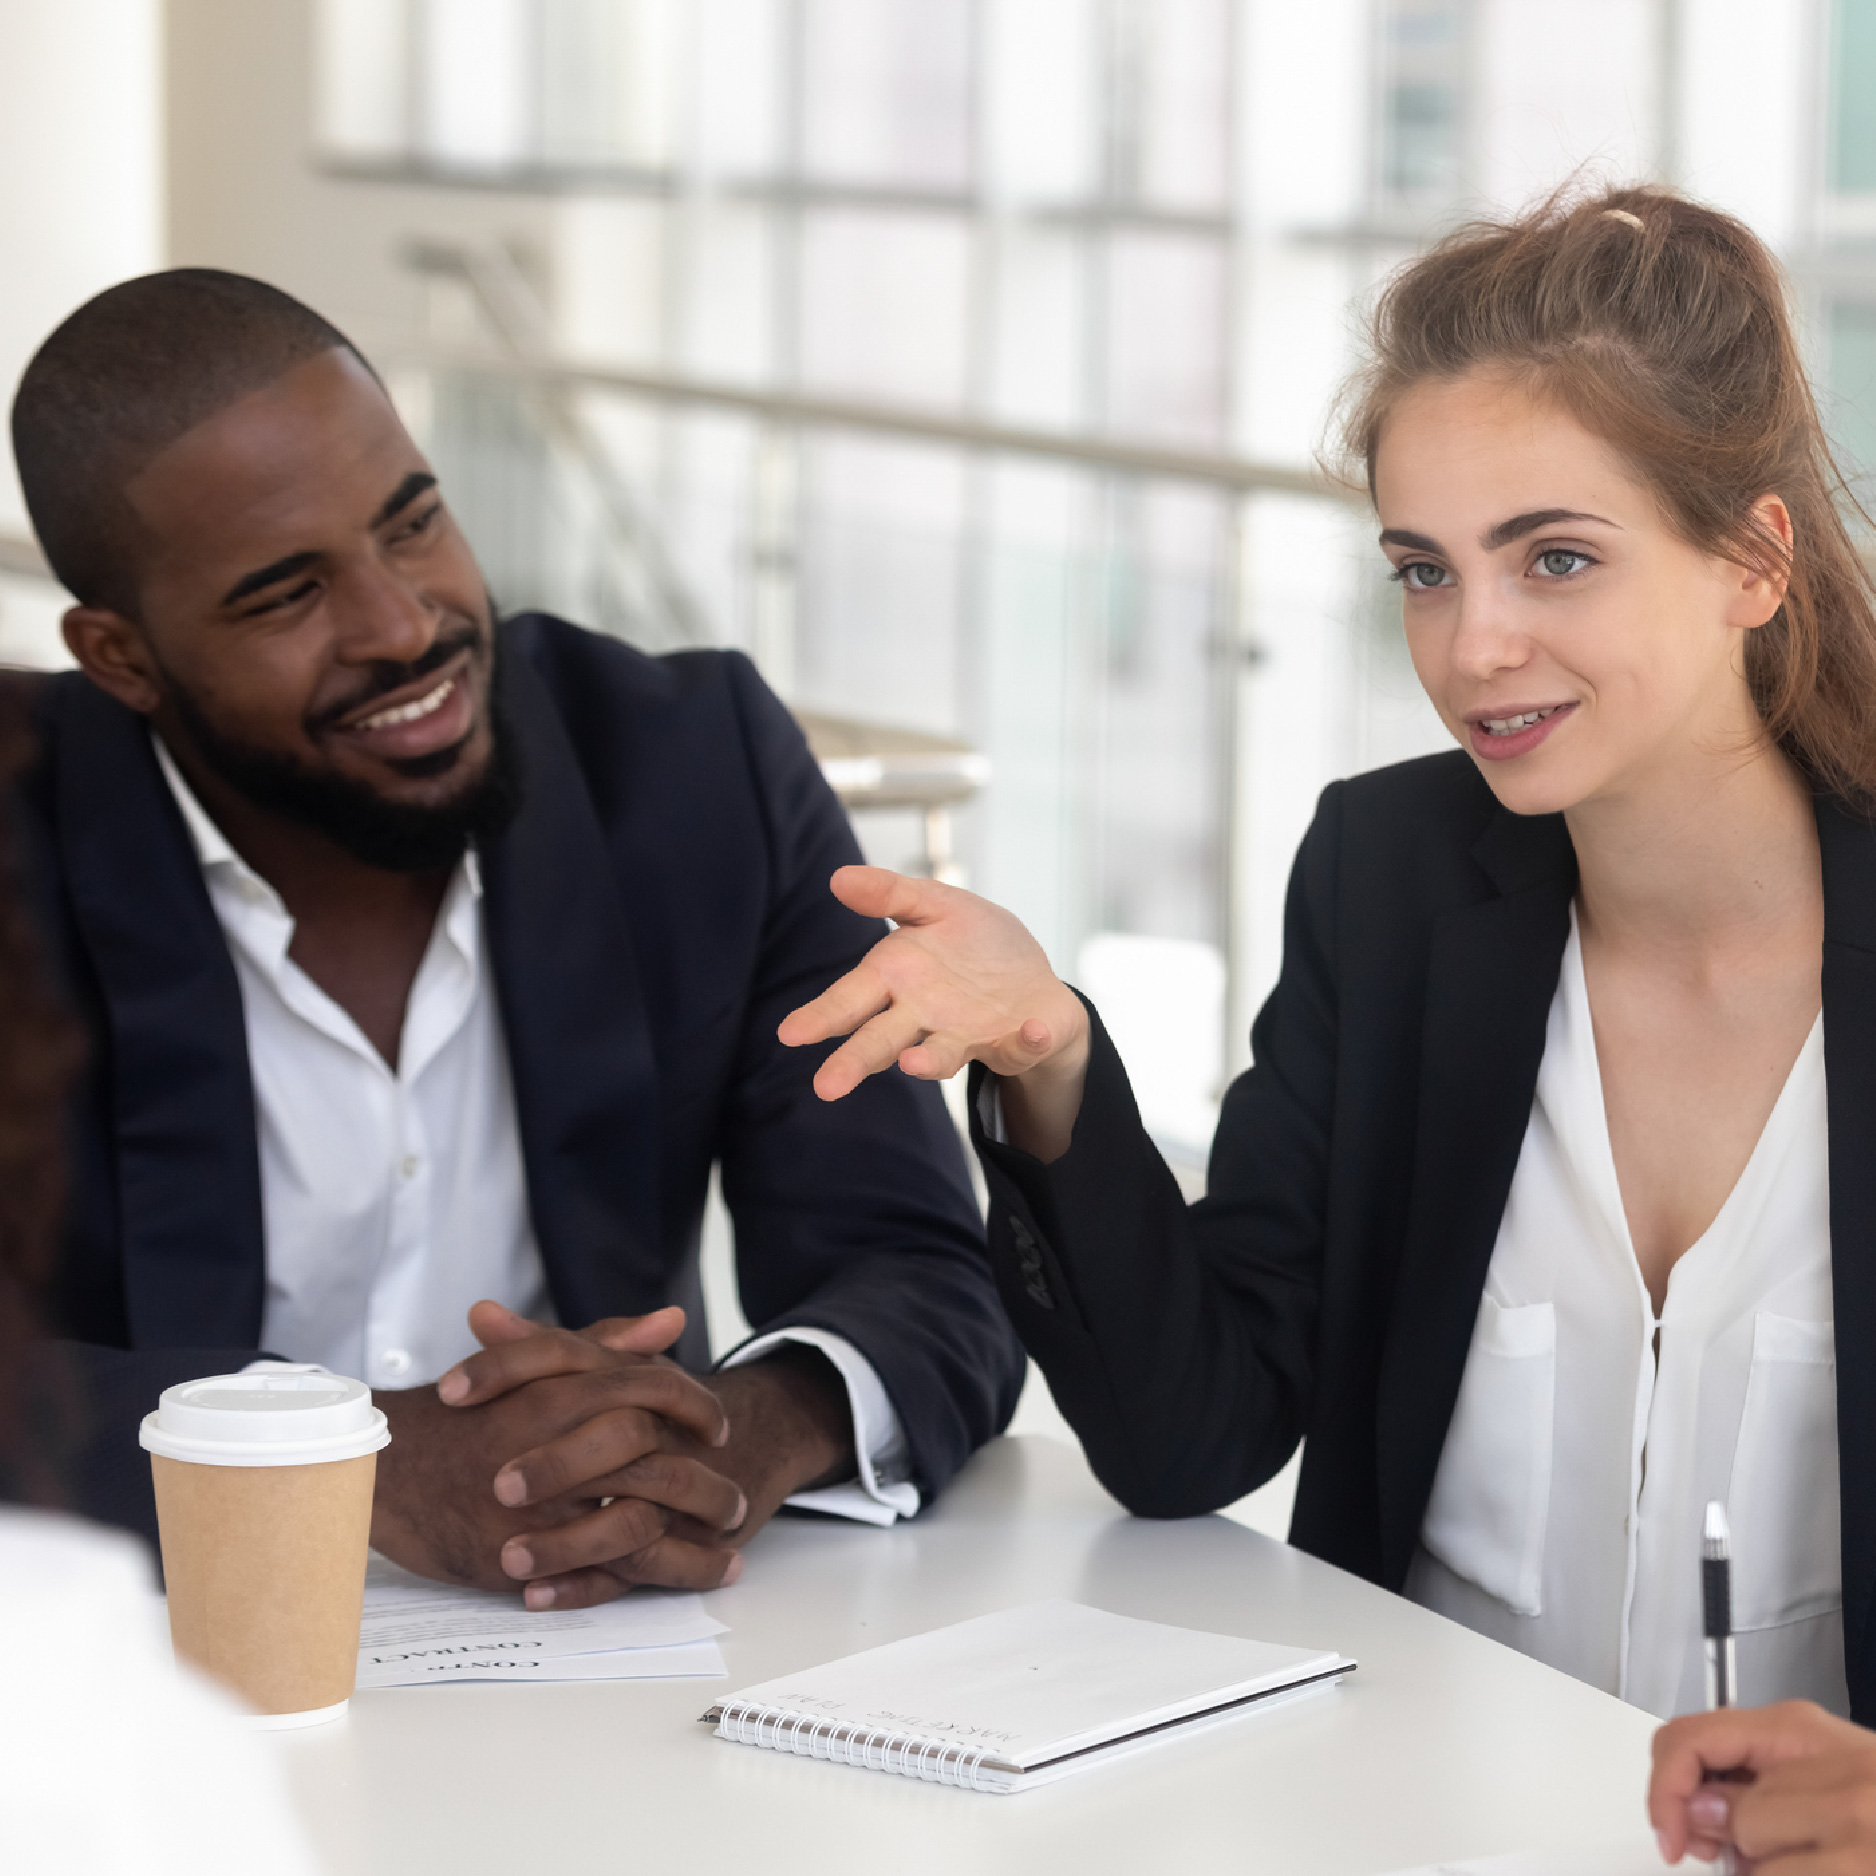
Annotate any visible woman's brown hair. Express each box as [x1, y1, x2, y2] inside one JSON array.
[[1342, 182, 1876, 808], [0, 687, 80, 1506]]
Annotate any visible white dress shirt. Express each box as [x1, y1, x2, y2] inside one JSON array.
[[154, 739, 916, 1523], [1406, 910, 1845, 1717]]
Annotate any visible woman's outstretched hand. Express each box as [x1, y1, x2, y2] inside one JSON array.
[[778, 865, 1091, 1159]]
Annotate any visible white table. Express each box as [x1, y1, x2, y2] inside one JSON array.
[[272, 1435, 1662, 1875]]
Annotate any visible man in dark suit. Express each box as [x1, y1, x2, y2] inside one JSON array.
[[8, 269, 1022, 1608]]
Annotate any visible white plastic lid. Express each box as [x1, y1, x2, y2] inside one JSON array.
[[139, 1366, 391, 1467]]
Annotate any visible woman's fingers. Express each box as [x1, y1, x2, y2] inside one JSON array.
[[784, 867, 1078, 1100], [826, 864, 955, 926], [897, 1031, 973, 1081], [813, 1005, 931, 1102], [777, 959, 893, 1050], [1650, 1705, 1873, 1865], [1730, 1750, 1876, 1868], [978, 1017, 1068, 1077], [901, 1021, 1050, 1083]]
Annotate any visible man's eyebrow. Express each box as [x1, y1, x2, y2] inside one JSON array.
[[1480, 508, 1617, 550], [371, 471, 438, 530], [220, 550, 318, 609]]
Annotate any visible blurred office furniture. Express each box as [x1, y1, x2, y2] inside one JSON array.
[[794, 710, 990, 886], [263, 1432, 1659, 1875]]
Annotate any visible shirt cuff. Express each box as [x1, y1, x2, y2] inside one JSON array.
[[977, 1075, 1009, 1145], [722, 1328, 920, 1526]]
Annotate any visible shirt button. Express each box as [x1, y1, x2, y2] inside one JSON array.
[[400, 1154, 420, 1178], [381, 1348, 412, 1377]]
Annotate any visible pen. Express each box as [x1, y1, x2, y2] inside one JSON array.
[[1704, 1501, 1736, 1711], [1703, 1501, 1739, 1876]]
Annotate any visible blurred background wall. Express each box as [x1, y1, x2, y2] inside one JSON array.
[[2, 1, 1873, 1510]]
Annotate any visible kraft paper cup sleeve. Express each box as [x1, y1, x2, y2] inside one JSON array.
[[143, 1368, 388, 1724]]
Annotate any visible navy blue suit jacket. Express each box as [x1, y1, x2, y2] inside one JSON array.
[[15, 613, 1024, 1547]]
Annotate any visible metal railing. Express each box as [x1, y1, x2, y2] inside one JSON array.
[[395, 240, 1369, 923], [401, 241, 1352, 505]]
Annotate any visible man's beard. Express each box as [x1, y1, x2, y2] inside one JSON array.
[[162, 626, 525, 874]]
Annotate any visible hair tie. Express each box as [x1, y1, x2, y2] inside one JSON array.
[[1602, 208, 1645, 231]]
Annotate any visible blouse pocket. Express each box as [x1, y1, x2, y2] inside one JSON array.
[[1420, 1296, 1557, 1618], [1726, 1313, 1840, 1632]]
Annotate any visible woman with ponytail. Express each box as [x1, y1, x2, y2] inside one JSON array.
[[784, 185, 1876, 1868]]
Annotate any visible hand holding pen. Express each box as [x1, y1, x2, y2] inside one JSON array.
[[1649, 1700, 1876, 1869], [1651, 1503, 1876, 1869]]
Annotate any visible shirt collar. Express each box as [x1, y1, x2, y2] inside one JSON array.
[[151, 732, 242, 873]]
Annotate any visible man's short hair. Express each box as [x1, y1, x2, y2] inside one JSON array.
[[10, 269, 360, 615]]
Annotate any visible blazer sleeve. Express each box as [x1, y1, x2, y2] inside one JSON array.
[[972, 780, 1345, 1518], [711, 655, 1027, 1501]]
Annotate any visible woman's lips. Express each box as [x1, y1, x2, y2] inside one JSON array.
[[1466, 700, 1578, 761]]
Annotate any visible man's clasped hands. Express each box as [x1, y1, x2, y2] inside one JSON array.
[[366, 1301, 853, 1611]]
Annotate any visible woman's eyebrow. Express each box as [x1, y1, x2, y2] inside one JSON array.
[[1380, 511, 1620, 557], [1480, 508, 1618, 549]]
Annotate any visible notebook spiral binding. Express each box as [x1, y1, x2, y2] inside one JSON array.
[[714, 1699, 1003, 1793]]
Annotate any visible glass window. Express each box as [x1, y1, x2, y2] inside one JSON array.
[[1832, 0, 1876, 195], [1378, 0, 1470, 203], [1829, 299, 1876, 481]]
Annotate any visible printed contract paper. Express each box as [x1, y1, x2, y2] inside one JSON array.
[[356, 1554, 727, 1687]]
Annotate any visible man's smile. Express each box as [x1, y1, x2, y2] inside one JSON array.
[[327, 647, 479, 765]]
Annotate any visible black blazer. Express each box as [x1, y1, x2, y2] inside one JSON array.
[[16, 613, 1024, 1547], [974, 749, 1876, 1722]]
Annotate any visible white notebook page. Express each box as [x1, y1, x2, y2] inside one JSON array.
[[709, 1599, 1351, 1775]]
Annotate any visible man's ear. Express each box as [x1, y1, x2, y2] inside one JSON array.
[[62, 606, 164, 715]]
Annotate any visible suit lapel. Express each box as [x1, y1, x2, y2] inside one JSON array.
[[480, 639, 667, 1326], [1817, 797, 1876, 1712], [1375, 807, 1575, 1586], [51, 680, 268, 1346]]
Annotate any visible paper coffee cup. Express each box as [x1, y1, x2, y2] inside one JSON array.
[[140, 1366, 390, 1728]]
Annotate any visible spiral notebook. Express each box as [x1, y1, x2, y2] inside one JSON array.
[[700, 1599, 1354, 1794]]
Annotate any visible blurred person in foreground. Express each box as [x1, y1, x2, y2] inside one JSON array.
[[7, 269, 1022, 1608], [0, 693, 322, 1873], [785, 185, 1876, 1867]]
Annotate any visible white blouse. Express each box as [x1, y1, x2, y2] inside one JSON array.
[[0, 1510, 323, 1872], [1404, 911, 1846, 1718]]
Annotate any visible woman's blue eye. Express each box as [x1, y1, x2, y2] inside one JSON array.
[[1395, 560, 1450, 590], [1535, 548, 1592, 578]]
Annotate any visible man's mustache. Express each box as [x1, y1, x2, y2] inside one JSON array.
[[306, 625, 485, 734]]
